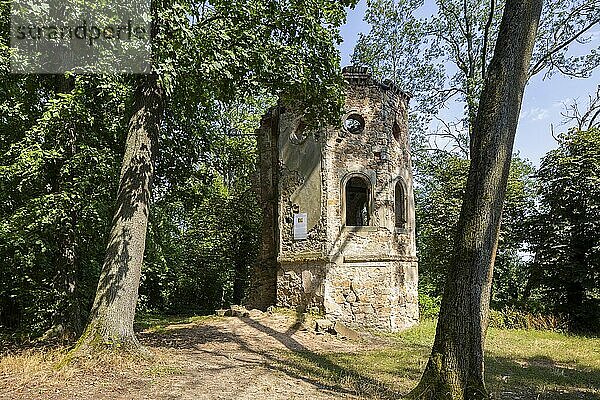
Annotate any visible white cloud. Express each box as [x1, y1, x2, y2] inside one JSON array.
[[520, 107, 549, 121]]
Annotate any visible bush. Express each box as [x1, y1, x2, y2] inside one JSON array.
[[488, 307, 568, 331], [418, 291, 441, 320]]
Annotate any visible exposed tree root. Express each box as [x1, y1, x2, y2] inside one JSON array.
[[406, 379, 490, 400], [405, 354, 490, 400], [56, 321, 152, 370]]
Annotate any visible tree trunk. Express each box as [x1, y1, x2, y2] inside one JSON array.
[[408, 1, 542, 399], [77, 74, 163, 352]]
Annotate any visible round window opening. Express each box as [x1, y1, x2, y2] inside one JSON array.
[[343, 113, 365, 134]]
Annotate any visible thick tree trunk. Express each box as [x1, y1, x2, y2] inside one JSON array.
[[408, 1, 542, 399], [77, 75, 163, 352]]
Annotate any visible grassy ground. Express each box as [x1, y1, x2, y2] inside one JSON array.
[[269, 319, 600, 399], [1, 314, 598, 399], [485, 326, 600, 398]]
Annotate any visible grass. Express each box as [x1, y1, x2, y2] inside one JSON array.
[[0, 341, 180, 398], [1, 315, 598, 399], [270, 320, 600, 399], [486, 327, 600, 398], [266, 320, 434, 399]]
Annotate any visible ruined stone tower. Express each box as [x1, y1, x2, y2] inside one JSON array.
[[251, 66, 418, 331]]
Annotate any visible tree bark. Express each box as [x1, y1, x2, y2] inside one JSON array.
[[408, 1, 542, 399], [76, 75, 163, 352]]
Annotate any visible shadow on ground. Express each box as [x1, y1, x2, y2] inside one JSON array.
[[139, 316, 599, 400], [140, 316, 424, 399]]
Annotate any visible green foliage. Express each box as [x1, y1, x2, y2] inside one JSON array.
[[418, 284, 441, 320], [415, 152, 537, 313], [3, 0, 596, 344], [531, 0, 600, 78], [136, 89, 268, 313], [527, 127, 600, 332], [353, 0, 600, 150], [488, 308, 568, 331], [0, 0, 357, 339], [156, 0, 357, 127], [355, 0, 599, 334], [492, 156, 537, 308], [0, 74, 267, 334], [0, 75, 128, 336], [414, 153, 469, 293], [352, 0, 444, 114], [141, 138, 261, 313], [351, 0, 446, 154], [133, 0, 360, 319]]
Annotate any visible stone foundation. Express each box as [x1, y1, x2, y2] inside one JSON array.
[[277, 259, 418, 331]]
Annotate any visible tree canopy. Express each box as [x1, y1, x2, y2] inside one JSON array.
[[528, 127, 600, 332]]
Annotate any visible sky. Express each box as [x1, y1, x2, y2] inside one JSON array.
[[337, 0, 600, 165]]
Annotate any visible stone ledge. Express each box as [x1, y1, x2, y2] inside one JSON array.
[[394, 227, 409, 235], [341, 226, 381, 233], [342, 255, 418, 263], [278, 252, 329, 263]]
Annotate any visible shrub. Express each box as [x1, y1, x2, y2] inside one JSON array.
[[488, 307, 568, 331], [418, 291, 441, 320]]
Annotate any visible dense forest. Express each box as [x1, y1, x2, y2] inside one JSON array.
[[0, 0, 599, 345]]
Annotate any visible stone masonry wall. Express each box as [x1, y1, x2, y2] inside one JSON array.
[[324, 261, 418, 331], [257, 67, 419, 330], [247, 110, 279, 310]]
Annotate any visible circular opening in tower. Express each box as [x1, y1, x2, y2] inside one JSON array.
[[343, 113, 365, 134]]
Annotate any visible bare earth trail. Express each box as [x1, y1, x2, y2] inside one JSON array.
[[2, 313, 393, 400]]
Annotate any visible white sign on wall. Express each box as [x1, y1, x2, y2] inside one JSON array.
[[293, 213, 308, 240]]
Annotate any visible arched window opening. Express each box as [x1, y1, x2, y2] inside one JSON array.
[[392, 120, 401, 142], [395, 180, 406, 228], [345, 176, 370, 226]]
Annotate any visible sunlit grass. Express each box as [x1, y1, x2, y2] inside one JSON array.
[[272, 319, 599, 399], [0, 347, 70, 395], [134, 312, 218, 332]]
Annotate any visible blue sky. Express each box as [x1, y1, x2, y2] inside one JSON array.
[[338, 0, 600, 165]]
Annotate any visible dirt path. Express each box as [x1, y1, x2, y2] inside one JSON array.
[[1, 313, 391, 400]]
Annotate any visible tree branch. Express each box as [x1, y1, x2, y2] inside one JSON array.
[[438, 30, 469, 74], [529, 17, 600, 77]]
